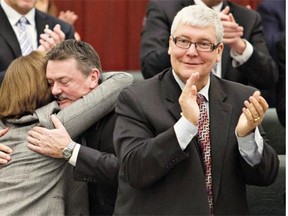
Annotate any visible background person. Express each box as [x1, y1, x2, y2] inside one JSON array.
[[114, 5, 279, 215], [0, 0, 75, 84], [35, 0, 81, 40]]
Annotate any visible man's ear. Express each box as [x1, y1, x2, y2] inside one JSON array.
[[216, 43, 224, 63], [89, 68, 100, 89]]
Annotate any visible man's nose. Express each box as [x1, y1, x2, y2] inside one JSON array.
[[51, 83, 62, 96], [186, 43, 198, 55]]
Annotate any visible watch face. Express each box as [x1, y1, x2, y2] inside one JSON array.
[[63, 149, 72, 159]]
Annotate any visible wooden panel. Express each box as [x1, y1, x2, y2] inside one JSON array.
[[54, 0, 148, 71]]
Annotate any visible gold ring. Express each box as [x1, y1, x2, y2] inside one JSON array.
[[253, 117, 260, 122]]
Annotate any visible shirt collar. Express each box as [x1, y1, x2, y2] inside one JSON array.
[[172, 70, 210, 101], [194, 0, 223, 13], [1, 0, 35, 26]]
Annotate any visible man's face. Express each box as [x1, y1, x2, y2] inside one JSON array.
[[5, 0, 37, 15], [46, 58, 99, 109], [168, 23, 223, 84]]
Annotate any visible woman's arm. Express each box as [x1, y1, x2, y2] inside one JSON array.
[[37, 71, 133, 138]]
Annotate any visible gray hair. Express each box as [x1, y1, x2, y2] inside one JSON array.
[[170, 5, 223, 43]]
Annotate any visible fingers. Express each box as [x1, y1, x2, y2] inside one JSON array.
[[178, 72, 200, 125], [0, 127, 9, 136], [58, 10, 78, 25], [0, 144, 12, 165], [243, 91, 268, 125], [38, 24, 65, 52], [220, 6, 230, 16], [51, 114, 65, 129]]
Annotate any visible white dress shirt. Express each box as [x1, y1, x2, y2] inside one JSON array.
[[1, 0, 37, 50], [172, 70, 263, 166]]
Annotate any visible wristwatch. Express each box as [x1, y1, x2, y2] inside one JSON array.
[[62, 141, 76, 160]]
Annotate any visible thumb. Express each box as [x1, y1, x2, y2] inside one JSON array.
[[51, 115, 64, 129], [221, 6, 230, 15], [0, 127, 9, 137]]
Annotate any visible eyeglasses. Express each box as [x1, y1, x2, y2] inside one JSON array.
[[172, 36, 220, 52]]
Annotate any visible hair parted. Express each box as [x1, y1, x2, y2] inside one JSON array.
[[46, 39, 102, 77], [170, 5, 223, 43]]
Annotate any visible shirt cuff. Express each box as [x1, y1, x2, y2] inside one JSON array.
[[237, 127, 263, 166], [230, 39, 253, 67], [174, 116, 197, 150], [68, 143, 80, 166]]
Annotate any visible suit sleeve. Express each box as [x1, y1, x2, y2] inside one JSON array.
[[235, 9, 278, 89], [140, 1, 171, 79], [114, 87, 188, 189], [39, 72, 133, 139]]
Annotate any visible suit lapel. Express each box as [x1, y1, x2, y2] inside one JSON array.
[[209, 75, 233, 203], [35, 10, 48, 46], [160, 69, 182, 121], [0, 5, 22, 57]]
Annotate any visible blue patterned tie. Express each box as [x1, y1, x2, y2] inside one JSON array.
[[17, 17, 33, 56], [197, 94, 214, 215]]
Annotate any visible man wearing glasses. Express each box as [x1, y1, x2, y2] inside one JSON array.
[[140, 0, 278, 107], [113, 5, 279, 215]]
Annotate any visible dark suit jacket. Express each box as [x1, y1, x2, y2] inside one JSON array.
[[140, 0, 278, 90], [74, 111, 119, 215], [275, 37, 285, 127], [257, 0, 285, 60], [0, 6, 75, 84], [113, 69, 279, 215]]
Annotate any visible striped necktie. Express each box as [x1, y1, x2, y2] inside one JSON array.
[[196, 94, 214, 215], [17, 17, 33, 56]]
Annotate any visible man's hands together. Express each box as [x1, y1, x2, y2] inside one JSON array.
[[220, 6, 246, 54]]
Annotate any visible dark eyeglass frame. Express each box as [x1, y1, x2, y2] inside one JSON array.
[[172, 36, 220, 52]]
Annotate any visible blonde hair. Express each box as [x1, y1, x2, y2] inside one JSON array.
[[0, 51, 53, 119]]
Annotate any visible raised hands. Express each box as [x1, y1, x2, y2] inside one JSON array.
[[37, 24, 65, 53], [236, 91, 269, 137], [220, 6, 246, 54], [178, 72, 200, 125]]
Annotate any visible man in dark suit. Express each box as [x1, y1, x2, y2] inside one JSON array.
[[0, 40, 133, 215], [114, 5, 279, 215], [0, 0, 75, 84], [140, 0, 278, 106]]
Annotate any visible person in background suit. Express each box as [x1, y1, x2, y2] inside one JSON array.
[[114, 5, 279, 215], [257, 0, 285, 126], [0, 49, 132, 215], [25, 40, 131, 215], [257, 0, 285, 60], [140, 0, 278, 107], [275, 37, 285, 127], [0, 0, 75, 84], [35, 0, 81, 40]]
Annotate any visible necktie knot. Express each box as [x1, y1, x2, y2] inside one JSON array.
[[196, 93, 206, 106], [18, 17, 29, 30]]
